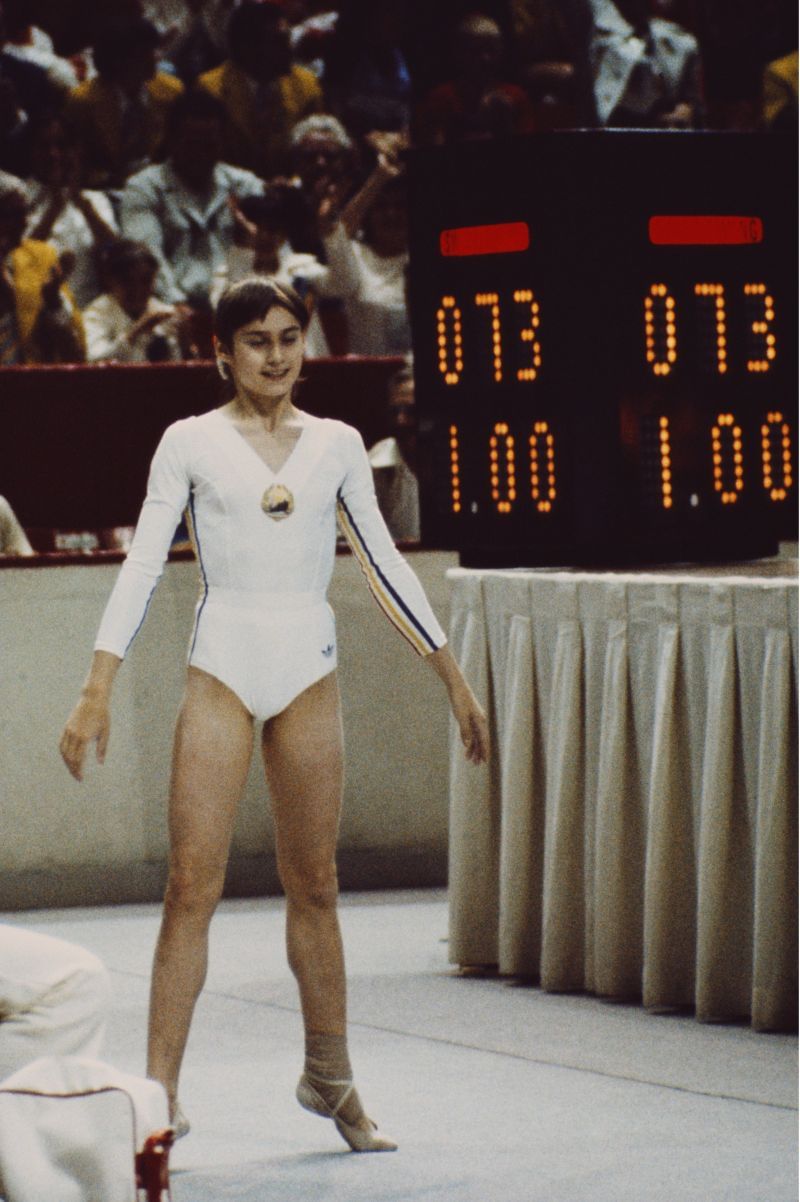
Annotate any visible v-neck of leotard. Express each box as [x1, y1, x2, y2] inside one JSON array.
[[213, 407, 311, 479]]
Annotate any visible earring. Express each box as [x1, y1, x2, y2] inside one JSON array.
[[216, 358, 230, 380]]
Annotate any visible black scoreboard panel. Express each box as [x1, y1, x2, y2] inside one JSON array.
[[407, 132, 797, 567]]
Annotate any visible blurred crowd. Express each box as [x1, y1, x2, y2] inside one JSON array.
[[0, 0, 794, 372]]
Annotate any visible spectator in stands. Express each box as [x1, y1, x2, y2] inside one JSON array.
[[0, 494, 33, 555], [320, 139, 411, 355], [762, 49, 798, 131], [158, 0, 226, 85], [1, 0, 79, 93], [120, 88, 263, 310], [511, 0, 597, 128], [291, 113, 357, 225], [64, 16, 184, 189], [0, 1, 61, 136], [287, 114, 357, 263], [82, 238, 195, 363], [197, 0, 323, 179], [22, 112, 118, 309], [368, 363, 420, 542], [587, 0, 704, 128], [143, 0, 235, 60], [0, 71, 26, 176], [287, 113, 359, 353], [290, 1, 339, 81], [0, 172, 85, 364], [323, 0, 412, 134], [415, 11, 537, 144], [213, 186, 343, 355]]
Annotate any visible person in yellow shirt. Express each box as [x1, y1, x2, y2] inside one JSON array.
[[65, 16, 183, 189], [762, 49, 798, 131], [197, 0, 323, 180], [0, 174, 84, 364]]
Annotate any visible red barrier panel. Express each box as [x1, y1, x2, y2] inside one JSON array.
[[0, 358, 404, 530]]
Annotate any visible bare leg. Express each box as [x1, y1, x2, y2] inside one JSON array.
[[147, 668, 254, 1112], [261, 672, 346, 1035], [262, 671, 395, 1150]]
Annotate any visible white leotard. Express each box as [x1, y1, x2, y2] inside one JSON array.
[[94, 409, 446, 719]]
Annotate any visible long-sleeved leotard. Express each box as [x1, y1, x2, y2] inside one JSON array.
[[94, 409, 446, 720]]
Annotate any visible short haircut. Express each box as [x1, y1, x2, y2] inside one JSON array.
[[227, 0, 284, 56], [93, 17, 160, 79], [99, 239, 159, 282], [166, 88, 227, 140], [214, 277, 310, 347]]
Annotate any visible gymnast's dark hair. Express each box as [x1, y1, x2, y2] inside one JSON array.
[[214, 277, 310, 349]]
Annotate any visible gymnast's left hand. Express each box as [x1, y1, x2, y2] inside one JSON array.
[[450, 684, 490, 765], [426, 645, 490, 765]]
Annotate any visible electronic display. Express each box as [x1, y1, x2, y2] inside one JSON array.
[[407, 132, 797, 566]]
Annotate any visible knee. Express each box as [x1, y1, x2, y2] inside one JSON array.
[[164, 860, 226, 919], [281, 860, 339, 913]]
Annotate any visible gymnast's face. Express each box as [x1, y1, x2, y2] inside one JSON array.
[[227, 305, 306, 405]]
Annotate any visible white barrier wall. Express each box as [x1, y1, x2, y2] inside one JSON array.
[[1, 551, 458, 909]]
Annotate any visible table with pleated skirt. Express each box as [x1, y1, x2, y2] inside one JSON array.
[[447, 564, 798, 1032]]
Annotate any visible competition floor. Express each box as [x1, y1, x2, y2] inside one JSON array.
[[3, 890, 796, 1201]]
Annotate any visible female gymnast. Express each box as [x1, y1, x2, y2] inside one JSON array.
[[59, 278, 489, 1153]]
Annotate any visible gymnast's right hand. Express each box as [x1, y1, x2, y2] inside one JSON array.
[[60, 692, 110, 782]]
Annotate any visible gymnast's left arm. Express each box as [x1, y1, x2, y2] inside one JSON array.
[[336, 425, 489, 764]]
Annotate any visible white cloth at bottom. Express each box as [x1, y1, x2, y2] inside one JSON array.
[[0, 1056, 169, 1202]]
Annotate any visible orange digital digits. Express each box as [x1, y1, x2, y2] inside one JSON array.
[[490, 422, 517, 513], [711, 413, 745, 504], [437, 296, 463, 385], [745, 283, 777, 373], [448, 424, 463, 513], [694, 283, 728, 374], [474, 292, 503, 382], [761, 411, 793, 502], [529, 421, 556, 512], [644, 284, 677, 376], [513, 289, 542, 381], [658, 416, 673, 509]]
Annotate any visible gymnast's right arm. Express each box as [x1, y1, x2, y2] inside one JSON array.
[[60, 424, 191, 781]]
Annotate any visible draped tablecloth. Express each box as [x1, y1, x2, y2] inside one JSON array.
[[447, 564, 798, 1031]]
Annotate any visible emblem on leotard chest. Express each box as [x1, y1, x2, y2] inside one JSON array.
[[261, 483, 294, 519]]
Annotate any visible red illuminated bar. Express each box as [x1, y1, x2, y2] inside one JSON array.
[[440, 221, 530, 257], [649, 215, 764, 245]]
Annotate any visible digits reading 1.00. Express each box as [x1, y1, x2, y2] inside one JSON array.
[[448, 421, 558, 516]]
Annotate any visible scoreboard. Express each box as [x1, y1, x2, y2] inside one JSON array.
[[407, 131, 797, 566]]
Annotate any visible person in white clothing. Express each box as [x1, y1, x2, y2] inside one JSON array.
[[588, 0, 704, 127], [60, 276, 488, 1152], [120, 88, 264, 307], [0, 925, 111, 1081], [320, 138, 411, 355], [83, 239, 194, 363]]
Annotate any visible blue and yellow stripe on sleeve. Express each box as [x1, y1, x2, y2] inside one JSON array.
[[336, 495, 440, 656]]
